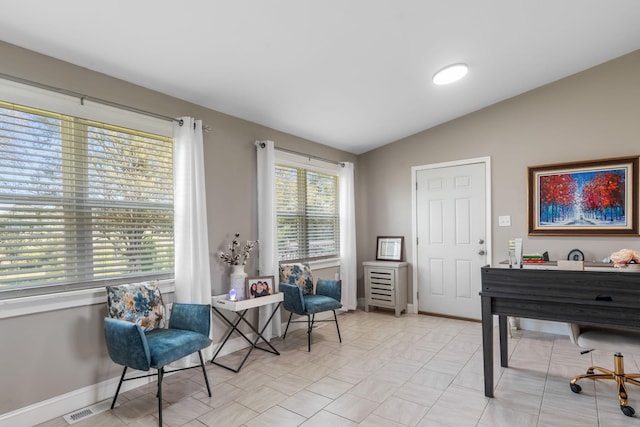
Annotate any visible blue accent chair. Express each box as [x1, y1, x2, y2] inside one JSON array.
[[104, 282, 212, 426], [279, 263, 342, 351]]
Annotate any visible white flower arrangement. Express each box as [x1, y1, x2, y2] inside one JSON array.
[[219, 233, 259, 266]]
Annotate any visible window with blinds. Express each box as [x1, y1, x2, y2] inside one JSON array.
[[0, 101, 174, 297], [275, 165, 339, 261]]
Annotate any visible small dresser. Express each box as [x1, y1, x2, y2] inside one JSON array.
[[363, 261, 408, 317]]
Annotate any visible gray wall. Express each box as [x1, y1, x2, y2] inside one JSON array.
[[0, 41, 356, 415], [1, 39, 639, 416], [356, 50, 640, 300]]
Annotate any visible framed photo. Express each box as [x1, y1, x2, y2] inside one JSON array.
[[245, 276, 274, 299], [376, 236, 404, 261], [528, 156, 638, 236]]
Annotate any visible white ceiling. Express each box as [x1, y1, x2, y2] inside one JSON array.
[[1, 1, 639, 154]]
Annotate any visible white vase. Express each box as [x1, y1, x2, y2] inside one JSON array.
[[230, 264, 248, 300]]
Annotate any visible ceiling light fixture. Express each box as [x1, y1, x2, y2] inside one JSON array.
[[432, 63, 469, 85]]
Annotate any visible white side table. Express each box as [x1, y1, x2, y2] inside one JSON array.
[[210, 292, 283, 372]]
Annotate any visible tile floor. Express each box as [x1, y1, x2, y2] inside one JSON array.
[[36, 309, 640, 427]]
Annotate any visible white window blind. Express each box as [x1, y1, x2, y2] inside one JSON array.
[[275, 164, 339, 261], [0, 101, 174, 297]]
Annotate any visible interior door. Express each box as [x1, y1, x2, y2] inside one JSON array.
[[416, 161, 487, 319]]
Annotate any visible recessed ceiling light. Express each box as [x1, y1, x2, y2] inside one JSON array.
[[432, 63, 469, 85]]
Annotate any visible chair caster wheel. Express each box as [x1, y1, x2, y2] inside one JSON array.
[[570, 383, 582, 393], [621, 405, 635, 417]]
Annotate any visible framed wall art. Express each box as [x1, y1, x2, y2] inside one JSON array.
[[528, 156, 638, 236], [376, 236, 404, 261]]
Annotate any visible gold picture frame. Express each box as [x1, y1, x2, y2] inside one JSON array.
[[528, 156, 638, 236]]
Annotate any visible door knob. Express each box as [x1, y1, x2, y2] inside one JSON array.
[[478, 250, 486, 255]]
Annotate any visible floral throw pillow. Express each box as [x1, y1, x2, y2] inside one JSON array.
[[106, 281, 165, 332], [279, 263, 314, 295]]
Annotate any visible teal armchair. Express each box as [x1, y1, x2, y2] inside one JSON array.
[[280, 263, 342, 351], [104, 282, 212, 426]]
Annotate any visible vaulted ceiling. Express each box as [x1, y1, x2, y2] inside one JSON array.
[[1, 1, 639, 154]]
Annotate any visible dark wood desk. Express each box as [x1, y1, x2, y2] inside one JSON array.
[[480, 266, 640, 397]]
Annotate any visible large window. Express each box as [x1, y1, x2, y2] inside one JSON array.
[[275, 164, 339, 261], [0, 102, 174, 297]]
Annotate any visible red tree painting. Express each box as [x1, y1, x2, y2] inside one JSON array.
[[529, 157, 637, 235], [539, 174, 577, 224], [580, 172, 625, 222], [539, 170, 625, 226]]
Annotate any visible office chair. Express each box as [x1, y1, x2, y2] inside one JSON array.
[[559, 260, 640, 417], [279, 263, 342, 351], [568, 324, 640, 416], [104, 282, 212, 426]]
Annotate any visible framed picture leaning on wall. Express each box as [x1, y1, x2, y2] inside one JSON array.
[[376, 236, 404, 261]]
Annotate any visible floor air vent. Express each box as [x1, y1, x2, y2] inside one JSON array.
[[63, 400, 113, 425]]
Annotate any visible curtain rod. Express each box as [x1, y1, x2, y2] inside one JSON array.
[[0, 72, 184, 126], [259, 142, 344, 167]]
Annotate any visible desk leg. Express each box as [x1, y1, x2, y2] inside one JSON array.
[[499, 315, 508, 368], [481, 295, 494, 398]]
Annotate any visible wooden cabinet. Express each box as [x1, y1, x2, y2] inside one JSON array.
[[363, 261, 408, 317]]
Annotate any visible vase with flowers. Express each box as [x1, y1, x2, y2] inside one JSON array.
[[219, 233, 259, 300]]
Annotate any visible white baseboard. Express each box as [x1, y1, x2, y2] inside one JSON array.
[[518, 318, 569, 336], [0, 312, 344, 427], [0, 326, 275, 427], [0, 373, 152, 427]]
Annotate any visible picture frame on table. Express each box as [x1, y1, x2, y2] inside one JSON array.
[[528, 156, 638, 236], [376, 236, 404, 261], [246, 276, 275, 299]]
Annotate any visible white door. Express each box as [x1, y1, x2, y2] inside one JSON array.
[[415, 160, 488, 319]]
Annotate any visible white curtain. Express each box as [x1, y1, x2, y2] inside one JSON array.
[[173, 117, 213, 359], [255, 140, 282, 340], [339, 162, 357, 310]]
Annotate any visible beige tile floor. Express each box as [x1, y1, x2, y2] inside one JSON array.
[[35, 310, 640, 427]]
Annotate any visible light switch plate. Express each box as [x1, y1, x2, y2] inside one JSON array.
[[498, 215, 511, 226]]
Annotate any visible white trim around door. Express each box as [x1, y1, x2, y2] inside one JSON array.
[[410, 156, 492, 314]]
